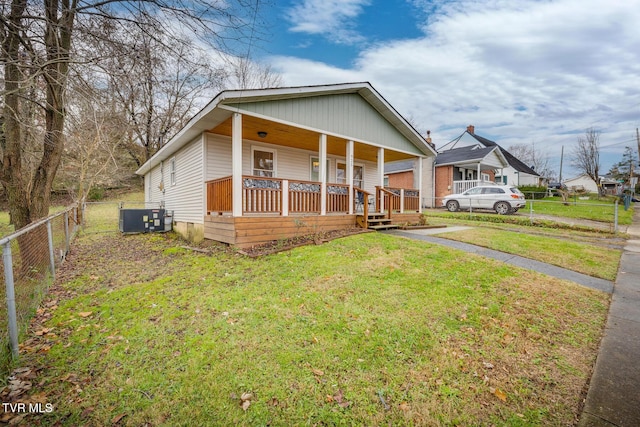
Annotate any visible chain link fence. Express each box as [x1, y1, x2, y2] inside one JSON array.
[[0, 205, 80, 375], [431, 194, 624, 233], [0, 200, 161, 376], [81, 201, 163, 233]]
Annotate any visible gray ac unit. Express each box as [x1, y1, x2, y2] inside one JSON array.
[[119, 209, 166, 233]]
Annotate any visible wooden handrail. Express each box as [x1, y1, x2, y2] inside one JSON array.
[[354, 187, 371, 228], [376, 186, 399, 220]]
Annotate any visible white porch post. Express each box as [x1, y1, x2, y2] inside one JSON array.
[[417, 157, 423, 211], [319, 134, 327, 215], [232, 112, 243, 217], [282, 179, 289, 217], [477, 163, 481, 181], [377, 148, 384, 212], [347, 140, 354, 215]]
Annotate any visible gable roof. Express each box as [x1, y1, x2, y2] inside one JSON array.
[[384, 159, 414, 174], [469, 133, 539, 176], [435, 145, 506, 167], [439, 129, 539, 176], [136, 82, 436, 176]]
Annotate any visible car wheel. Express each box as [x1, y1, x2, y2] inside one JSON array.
[[446, 200, 460, 212], [494, 201, 512, 215]]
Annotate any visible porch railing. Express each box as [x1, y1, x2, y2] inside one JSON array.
[[453, 179, 495, 194], [289, 180, 321, 213], [206, 176, 418, 217], [243, 176, 282, 213], [326, 184, 350, 213], [206, 176, 232, 213], [376, 186, 421, 215]]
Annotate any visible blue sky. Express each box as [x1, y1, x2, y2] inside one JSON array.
[[251, 0, 640, 178]]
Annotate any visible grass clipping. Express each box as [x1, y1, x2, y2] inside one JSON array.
[[9, 232, 609, 426]]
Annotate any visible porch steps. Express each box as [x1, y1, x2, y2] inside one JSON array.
[[357, 212, 400, 231]]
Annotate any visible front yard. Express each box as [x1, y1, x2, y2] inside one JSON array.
[[4, 230, 609, 426]]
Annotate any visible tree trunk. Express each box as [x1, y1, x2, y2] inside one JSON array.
[[1, 0, 31, 230]]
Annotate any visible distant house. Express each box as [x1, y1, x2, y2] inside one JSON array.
[[437, 126, 541, 192], [434, 145, 508, 198], [135, 82, 436, 247], [564, 174, 622, 194]]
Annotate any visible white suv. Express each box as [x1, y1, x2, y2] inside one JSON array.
[[442, 185, 526, 215]]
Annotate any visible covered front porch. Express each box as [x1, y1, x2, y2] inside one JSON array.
[[205, 173, 422, 247], [195, 85, 435, 247]]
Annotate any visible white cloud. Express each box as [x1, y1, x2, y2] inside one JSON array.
[[285, 0, 371, 44], [270, 0, 640, 175]]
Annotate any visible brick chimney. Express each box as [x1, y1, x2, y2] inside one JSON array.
[[425, 130, 434, 147], [467, 125, 475, 134]]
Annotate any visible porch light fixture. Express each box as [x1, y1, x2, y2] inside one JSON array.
[[257, 131, 267, 138]]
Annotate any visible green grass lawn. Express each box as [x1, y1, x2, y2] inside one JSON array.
[[0, 211, 13, 237], [434, 228, 621, 280], [526, 197, 634, 224], [13, 231, 609, 426]]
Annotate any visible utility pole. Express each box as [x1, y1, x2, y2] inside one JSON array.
[[559, 145, 564, 182]]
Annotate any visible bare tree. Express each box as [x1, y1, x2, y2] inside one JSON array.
[[507, 142, 555, 182], [572, 128, 603, 196], [58, 76, 134, 202], [1, 0, 266, 230], [77, 16, 234, 166], [223, 55, 283, 90]]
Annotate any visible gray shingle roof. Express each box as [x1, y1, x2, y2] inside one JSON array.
[[435, 146, 497, 166]]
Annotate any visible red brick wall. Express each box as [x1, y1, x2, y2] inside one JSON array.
[[387, 171, 414, 189], [435, 165, 453, 201]]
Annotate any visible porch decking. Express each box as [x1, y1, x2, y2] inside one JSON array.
[[205, 175, 421, 247]]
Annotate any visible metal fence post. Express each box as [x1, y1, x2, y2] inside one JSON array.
[[64, 211, 70, 255], [46, 220, 55, 280], [614, 199, 619, 233], [3, 242, 19, 359], [529, 199, 534, 224]]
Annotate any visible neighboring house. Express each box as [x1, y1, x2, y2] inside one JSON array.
[[434, 145, 507, 199], [384, 157, 437, 208], [564, 174, 622, 194], [433, 125, 541, 200], [135, 82, 436, 247]]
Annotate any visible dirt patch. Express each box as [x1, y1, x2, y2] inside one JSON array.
[[237, 228, 373, 257]]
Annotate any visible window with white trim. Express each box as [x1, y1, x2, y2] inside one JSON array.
[[337, 162, 364, 189], [310, 157, 330, 182], [170, 157, 176, 186], [252, 147, 276, 177]]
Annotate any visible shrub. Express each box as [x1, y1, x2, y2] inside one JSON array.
[[87, 187, 105, 201], [518, 185, 548, 200]]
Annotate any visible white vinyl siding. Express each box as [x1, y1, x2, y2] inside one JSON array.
[[206, 134, 378, 193], [146, 165, 163, 205], [206, 134, 233, 180], [162, 137, 204, 224]]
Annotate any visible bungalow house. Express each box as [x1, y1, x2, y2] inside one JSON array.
[[564, 174, 622, 195], [433, 125, 540, 201], [135, 82, 437, 247]]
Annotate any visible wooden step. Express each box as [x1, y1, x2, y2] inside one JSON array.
[[367, 218, 392, 225], [368, 223, 400, 231]]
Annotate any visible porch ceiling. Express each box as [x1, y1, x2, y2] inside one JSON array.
[[210, 115, 415, 162]]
